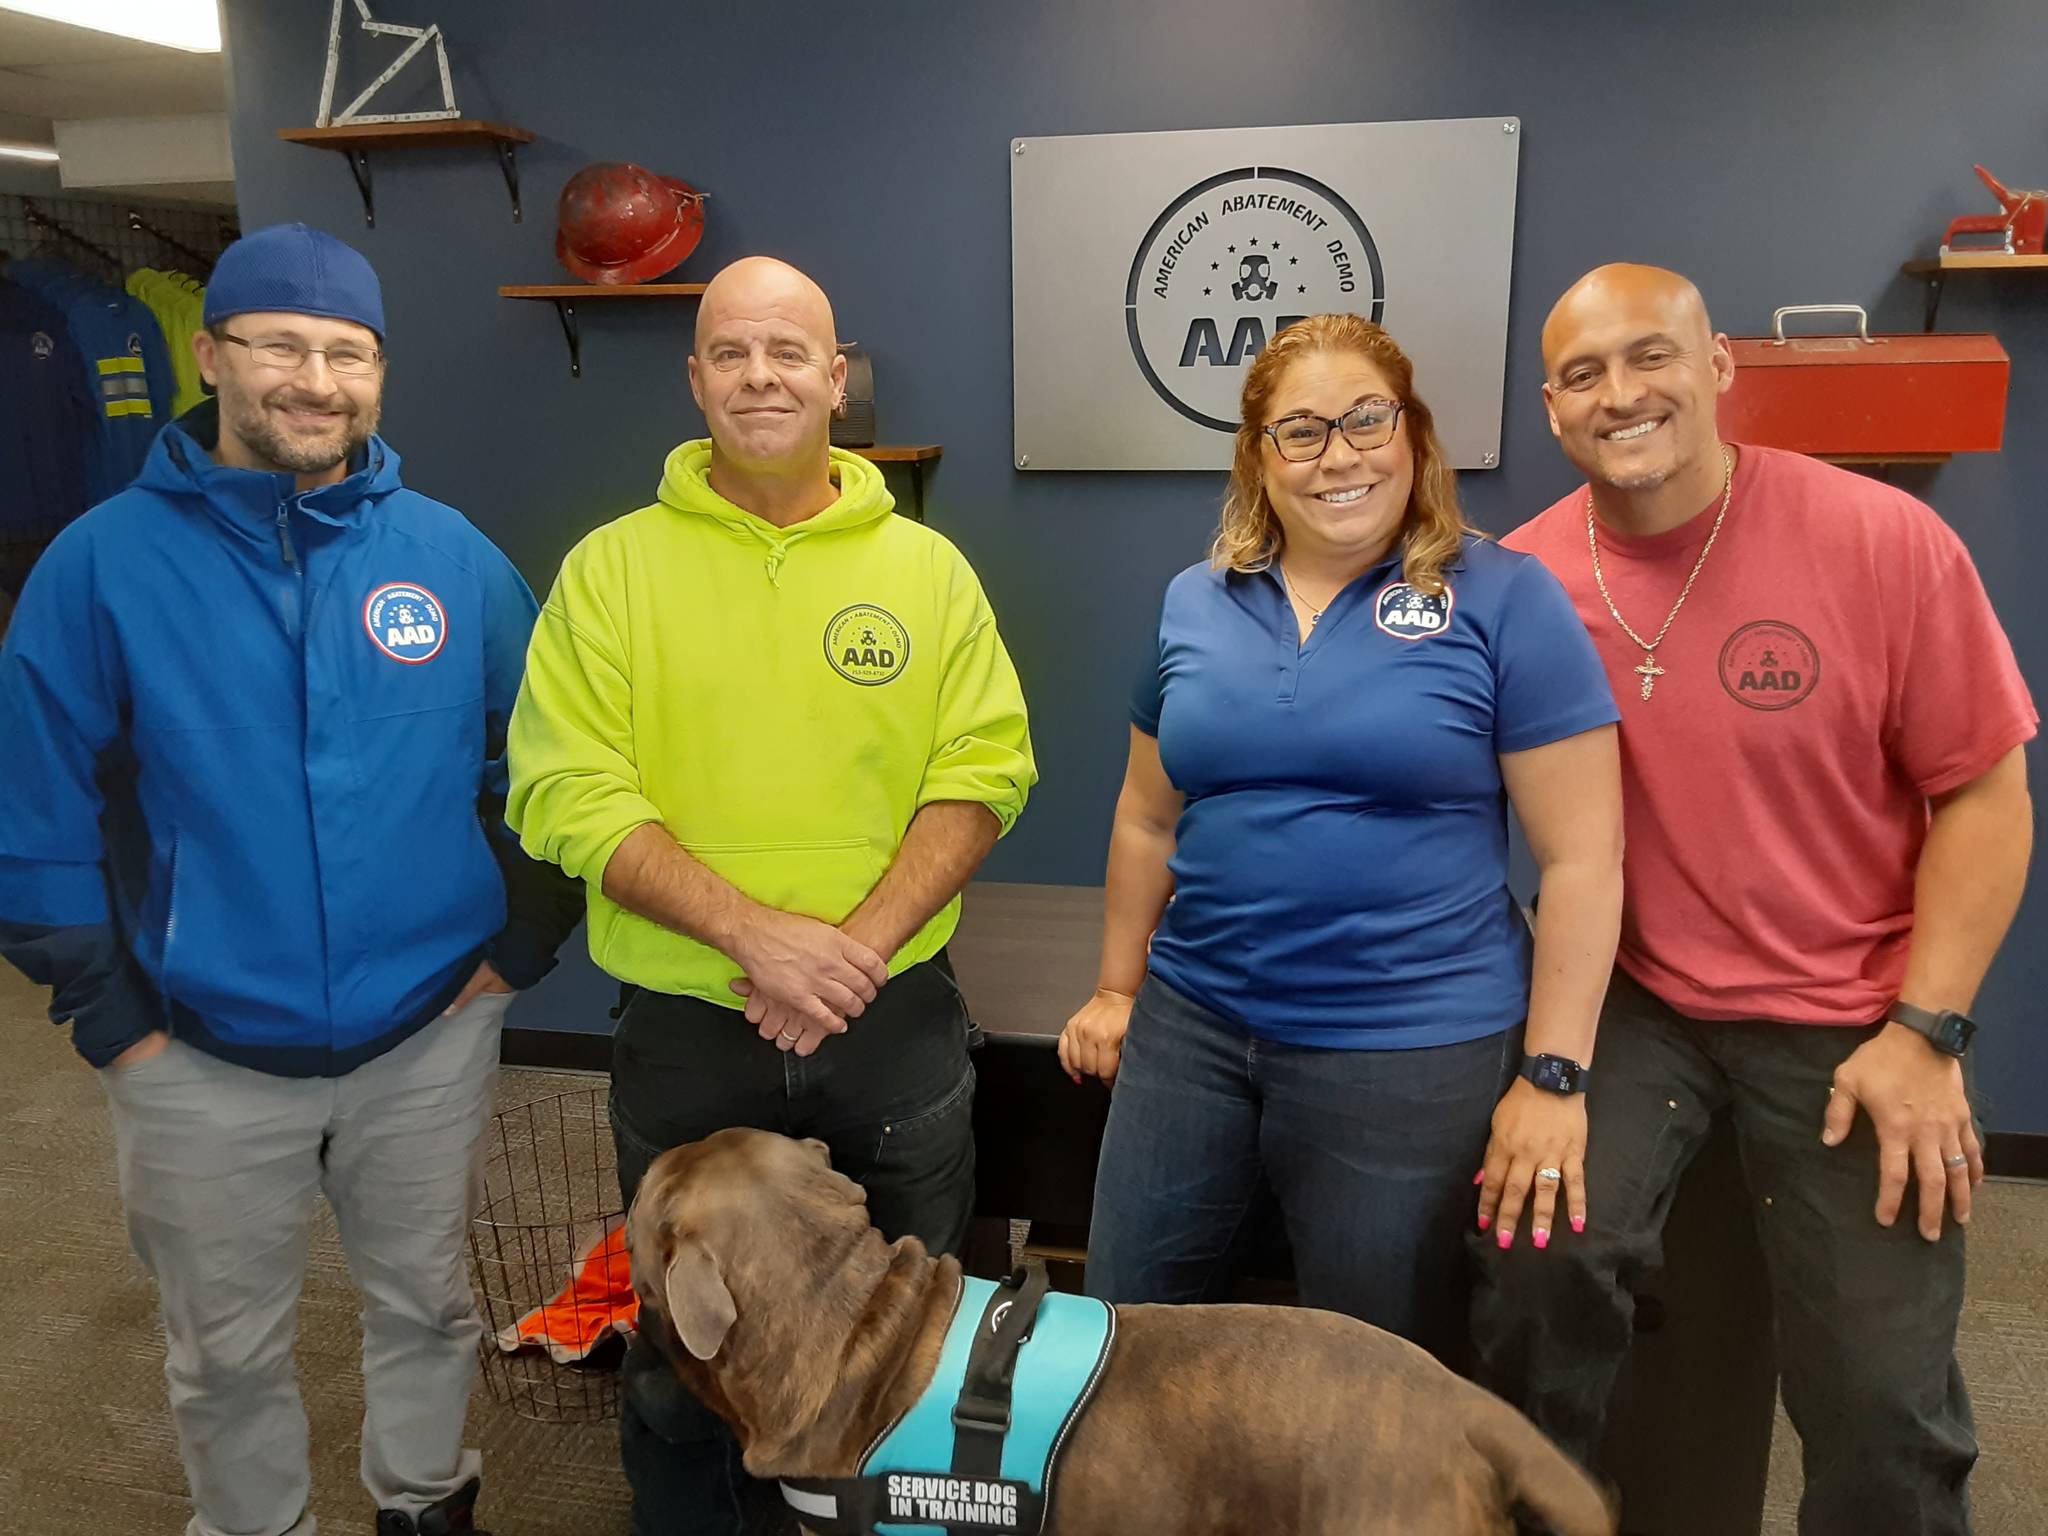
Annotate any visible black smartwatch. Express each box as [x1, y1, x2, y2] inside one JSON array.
[[1884, 1001, 1976, 1059], [1520, 1053, 1590, 1095]]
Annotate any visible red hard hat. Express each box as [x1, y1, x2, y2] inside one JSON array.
[[555, 161, 707, 286]]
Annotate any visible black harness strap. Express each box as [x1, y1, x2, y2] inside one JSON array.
[[949, 1263, 1051, 1481], [779, 1475, 888, 1534]]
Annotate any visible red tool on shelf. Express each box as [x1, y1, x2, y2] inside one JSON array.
[[1940, 165, 2045, 257]]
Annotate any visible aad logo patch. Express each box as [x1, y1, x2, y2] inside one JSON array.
[[1718, 620, 1819, 711], [824, 604, 910, 686], [364, 582, 447, 665], [1373, 579, 1454, 641]]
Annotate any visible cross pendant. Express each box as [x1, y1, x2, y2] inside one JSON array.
[[1635, 653, 1666, 700]]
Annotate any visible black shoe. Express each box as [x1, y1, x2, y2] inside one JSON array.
[[377, 1476, 488, 1536]]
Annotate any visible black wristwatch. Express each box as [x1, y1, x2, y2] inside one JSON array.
[[1885, 1001, 1976, 1059], [1520, 1053, 1590, 1095]]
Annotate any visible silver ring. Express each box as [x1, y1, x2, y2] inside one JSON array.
[[1536, 1167, 1563, 1182], [1945, 1154, 1969, 1169], [779, 1030, 800, 1043]]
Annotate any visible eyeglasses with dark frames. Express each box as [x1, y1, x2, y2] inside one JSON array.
[[1262, 398, 1404, 462]]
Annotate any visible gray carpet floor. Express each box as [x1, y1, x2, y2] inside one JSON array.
[[0, 965, 2041, 1534]]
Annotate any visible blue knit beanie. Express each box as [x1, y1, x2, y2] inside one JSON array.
[[203, 222, 386, 340]]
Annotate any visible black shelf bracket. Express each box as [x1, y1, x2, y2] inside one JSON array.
[[330, 140, 524, 229], [1920, 270, 1947, 333], [495, 140, 523, 223], [346, 149, 375, 228], [551, 299, 582, 378]]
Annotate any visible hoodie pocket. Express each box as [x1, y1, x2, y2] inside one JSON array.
[[678, 837, 885, 926]]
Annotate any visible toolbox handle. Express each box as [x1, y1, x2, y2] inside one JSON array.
[[1770, 305, 1881, 346]]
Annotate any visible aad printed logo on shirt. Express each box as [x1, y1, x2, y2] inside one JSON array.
[[1718, 620, 1818, 710], [1373, 579, 1454, 641], [363, 582, 447, 665], [824, 604, 910, 686]]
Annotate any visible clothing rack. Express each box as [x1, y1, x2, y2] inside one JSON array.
[[1, 194, 235, 275], [127, 209, 216, 275], [20, 199, 125, 273]]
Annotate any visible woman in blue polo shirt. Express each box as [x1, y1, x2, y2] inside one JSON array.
[[1059, 314, 1623, 1363]]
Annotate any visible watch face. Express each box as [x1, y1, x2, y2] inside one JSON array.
[[1934, 1013, 1976, 1057], [1526, 1054, 1585, 1092]]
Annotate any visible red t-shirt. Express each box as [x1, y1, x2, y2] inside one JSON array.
[[1503, 445, 2036, 1025]]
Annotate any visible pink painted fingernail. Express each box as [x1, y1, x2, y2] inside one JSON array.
[[1571, 1215, 1585, 1234], [1472, 1169, 1485, 1186], [1477, 1214, 1490, 1232], [1069, 1072, 1082, 1084], [1496, 1227, 1514, 1249], [1533, 1228, 1550, 1250]]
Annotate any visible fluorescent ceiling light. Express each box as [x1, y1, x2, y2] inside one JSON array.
[[0, 142, 60, 163], [0, 2, 222, 53]]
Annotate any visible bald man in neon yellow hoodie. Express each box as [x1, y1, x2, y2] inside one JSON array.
[[506, 257, 1034, 1534]]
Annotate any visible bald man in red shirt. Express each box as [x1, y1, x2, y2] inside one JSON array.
[[1472, 264, 2034, 1535]]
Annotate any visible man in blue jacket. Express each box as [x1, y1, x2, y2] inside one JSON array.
[[0, 224, 581, 1536]]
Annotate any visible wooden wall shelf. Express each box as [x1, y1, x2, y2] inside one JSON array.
[[280, 120, 535, 228], [851, 444, 941, 464], [499, 283, 709, 300], [1898, 251, 2048, 330], [500, 283, 708, 378], [850, 446, 942, 518], [1901, 252, 2048, 272]]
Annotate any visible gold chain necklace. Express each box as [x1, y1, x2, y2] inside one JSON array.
[[1280, 564, 1328, 629], [1585, 446, 1733, 700]]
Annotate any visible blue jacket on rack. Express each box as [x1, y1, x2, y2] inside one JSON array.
[[7, 258, 176, 503], [0, 401, 583, 1074]]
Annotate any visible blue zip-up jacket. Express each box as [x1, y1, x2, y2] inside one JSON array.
[[0, 402, 583, 1075]]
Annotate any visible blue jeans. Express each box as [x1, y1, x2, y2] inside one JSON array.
[[1086, 975, 1520, 1366], [610, 955, 978, 1536]]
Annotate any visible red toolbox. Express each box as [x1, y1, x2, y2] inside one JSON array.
[[1718, 305, 2008, 457]]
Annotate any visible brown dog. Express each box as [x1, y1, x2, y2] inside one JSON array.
[[626, 1128, 1614, 1536]]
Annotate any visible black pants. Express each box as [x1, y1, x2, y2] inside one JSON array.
[[1470, 970, 1977, 1535], [610, 953, 977, 1536]]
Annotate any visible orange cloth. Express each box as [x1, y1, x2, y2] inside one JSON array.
[[495, 1218, 639, 1363]]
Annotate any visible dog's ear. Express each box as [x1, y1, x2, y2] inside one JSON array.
[[664, 1237, 737, 1361]]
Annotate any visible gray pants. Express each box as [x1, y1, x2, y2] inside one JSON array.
[[100, 995, 510, 1536]]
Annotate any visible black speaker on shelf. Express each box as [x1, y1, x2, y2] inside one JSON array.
[[831, 346, 876, 448]]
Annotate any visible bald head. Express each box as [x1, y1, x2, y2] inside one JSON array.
[[695, 256, 836, 355], [1542, 264, 1713, 375], [1538, 263, 1734, 505], [687, 255, 849, 512]]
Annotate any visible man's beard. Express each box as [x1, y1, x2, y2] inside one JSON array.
[[223, 384, 379, 475], [1599, 462, 1676, 492], [1591, 435, 1694, 493]]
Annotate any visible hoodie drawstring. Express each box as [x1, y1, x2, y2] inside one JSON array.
[[764, 545, 787, 586]]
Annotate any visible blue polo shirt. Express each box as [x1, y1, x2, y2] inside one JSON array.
[[1134, 534, 1617, 1048]]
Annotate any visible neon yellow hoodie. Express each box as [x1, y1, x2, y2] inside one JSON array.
[[507, 441, 1036, 1004]]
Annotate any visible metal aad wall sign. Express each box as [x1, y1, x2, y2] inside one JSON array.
[[1012, 117, 1521, 471]]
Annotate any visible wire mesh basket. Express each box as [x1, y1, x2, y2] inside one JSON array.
[[468, 1087, 636, 1422]]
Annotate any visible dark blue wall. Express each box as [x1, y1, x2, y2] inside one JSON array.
[[223, 1, 2048, 1129]]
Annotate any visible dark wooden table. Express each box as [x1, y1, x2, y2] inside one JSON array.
[[948, 881, 1776, 1536]]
